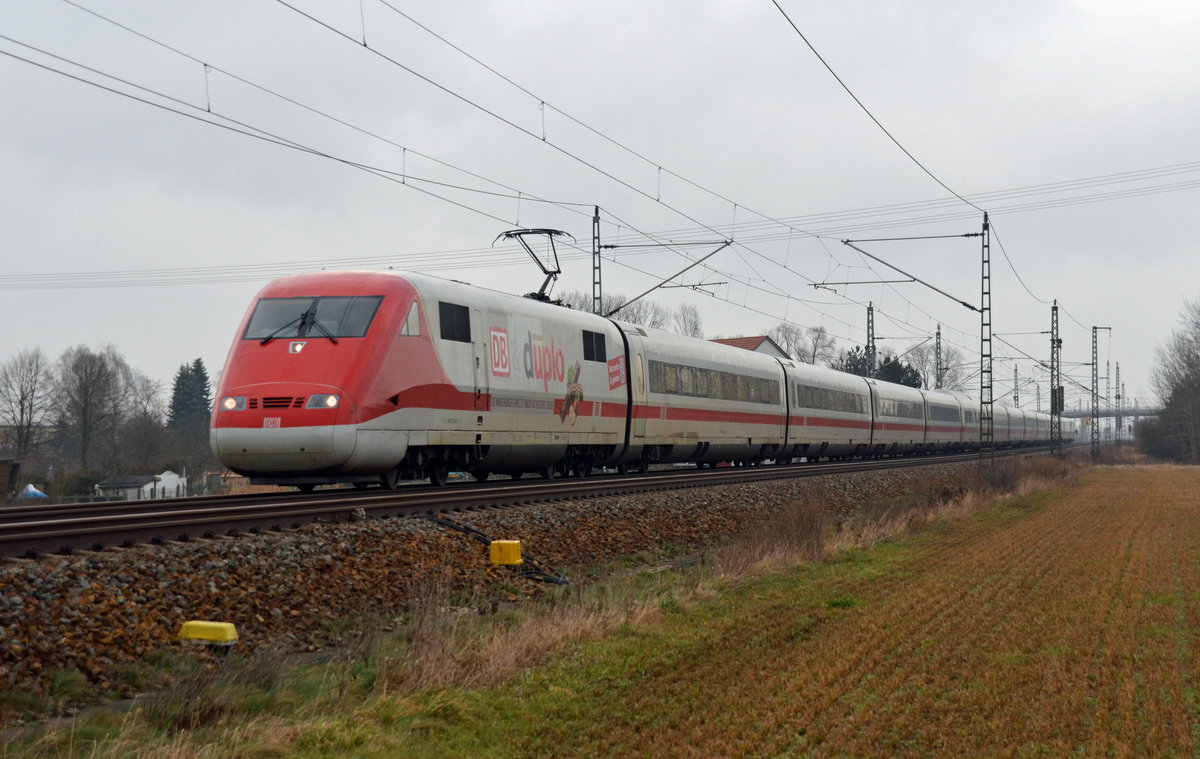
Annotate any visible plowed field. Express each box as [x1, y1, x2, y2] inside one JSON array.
[[431, 466, 1200, 757]]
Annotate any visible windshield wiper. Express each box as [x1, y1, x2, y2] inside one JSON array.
[[259, 307, 311, 345], [307, 316, 339, 344]]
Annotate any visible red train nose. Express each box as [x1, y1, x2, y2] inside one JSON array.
[[211, 384, 356, 474]]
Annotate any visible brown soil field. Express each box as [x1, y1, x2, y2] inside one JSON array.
[[503, 465, 1200, 757]]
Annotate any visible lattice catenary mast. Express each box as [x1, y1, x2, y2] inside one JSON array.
[[591, 206, 602, 314], [866, 302, 876, 374], [935, 324, 943, 389], [1050, 302, 1063, 456], [980, 214, 994, 464]]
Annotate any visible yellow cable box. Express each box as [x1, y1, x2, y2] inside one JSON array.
[[489, 540, 523, 566], [179, 620, 239, 646]]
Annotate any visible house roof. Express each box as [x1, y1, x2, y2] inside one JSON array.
[[711, 335, 789, 356], [96, 475, 158, 489], [711, 336, 768, 351]]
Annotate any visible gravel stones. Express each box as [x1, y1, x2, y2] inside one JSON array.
[[0, 461, 974, 706]]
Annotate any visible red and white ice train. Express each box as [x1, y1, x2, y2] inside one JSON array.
[[210, 270, 1052, 488]]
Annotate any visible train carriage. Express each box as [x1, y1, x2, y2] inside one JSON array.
[[867, 379, 928, 455], [620, 323, 787, 465], [941, 390, 981, 447], [924, 389, 967, 452], [212, 271, 629, 487], [1010, 406, 1028, 445], [780, 361, 873, 460]]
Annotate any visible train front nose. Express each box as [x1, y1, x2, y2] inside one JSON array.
[[211, 384, 357, 474]]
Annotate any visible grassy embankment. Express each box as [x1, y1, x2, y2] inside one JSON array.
[[13, 452, 1198, 757]]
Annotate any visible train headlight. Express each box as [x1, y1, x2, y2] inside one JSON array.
[[306, 394, 339, 409], [221, 396, 246, 411]]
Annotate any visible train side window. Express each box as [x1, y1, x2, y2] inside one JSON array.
[[582, 330, 607, 362], [648, 360, 665, 394], [399, 302, 421, 337], [664, 364, 679, 393], [709, 371, 723, 399], [438, 302, 470, 343], [679, 366, 695, 395]]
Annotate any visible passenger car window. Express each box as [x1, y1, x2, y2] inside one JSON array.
[[439, 302, 471, 343], [582, 330, 607, 362]]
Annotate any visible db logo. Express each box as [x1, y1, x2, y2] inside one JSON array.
[[489, 328, 510, 377], [263, 418, 281, 429]]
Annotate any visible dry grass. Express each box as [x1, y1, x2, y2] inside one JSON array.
[[447, 462, 1200, 758], [5, 452, 1114, 758], [387, 453, 1089, 697]]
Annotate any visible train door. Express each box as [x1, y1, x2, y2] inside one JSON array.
[[471, 309, 488, 411], [775, 359, 792, 458], [628, 336, 647, 444], [864, 378, 878, 452], [920, 390, 930, 449]]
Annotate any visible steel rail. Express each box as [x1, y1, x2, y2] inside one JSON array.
[[0, 447, 1054, 559]]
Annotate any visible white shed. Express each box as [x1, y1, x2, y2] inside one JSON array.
[[95, 470, 188, 500]]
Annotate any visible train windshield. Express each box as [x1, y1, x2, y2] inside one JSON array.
[[244, 296, 384, 341]]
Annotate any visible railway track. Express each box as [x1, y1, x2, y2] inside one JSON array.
[[0, 447, 1054, 559]]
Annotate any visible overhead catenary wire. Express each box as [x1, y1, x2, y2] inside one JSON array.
[[16, 0, 1135, 351], [372, 0, 1129, 345], [769, 0, 983, 215], [264, 0, 986, 340], [4, 2, 1104, 365]]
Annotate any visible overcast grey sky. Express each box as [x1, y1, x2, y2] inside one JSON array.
[[4, 0, 1198, 412]]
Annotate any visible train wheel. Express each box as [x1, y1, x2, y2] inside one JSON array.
[[427, 460, 450, 487], [470, 469, 490, 482], [574, 461, 592, 478], [380, 466, 402, 490], [539, 465, 555, 480]]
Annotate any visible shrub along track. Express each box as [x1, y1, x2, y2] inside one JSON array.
[[500, 465, 1200, 757]]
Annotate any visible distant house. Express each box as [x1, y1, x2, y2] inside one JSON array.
[[710, 335, 790, 360], [95, 471, 187, 500]]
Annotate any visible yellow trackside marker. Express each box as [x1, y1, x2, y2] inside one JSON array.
[[178, 620, 238, 646], [489, 540, 523, 566]]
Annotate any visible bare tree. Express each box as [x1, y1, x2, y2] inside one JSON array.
[[558, 289, 670, 329], [122, 373, 169, 473], [55, 345, 126, 470], [767, 322, 807, 360], [1142, 296, 1200, 461], [907, 341, 969, 391], [557, 289, 611, 314], [0, 348, 54, 459], [803, 326, 837, 366], [608, 296, 670, 329], [767, 323, 838, 365], [673, 303, 704, 338]]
